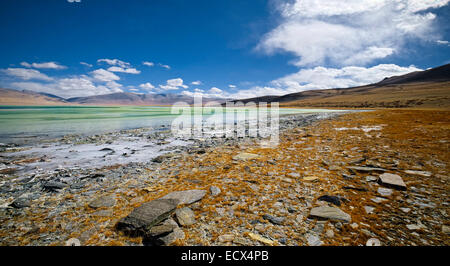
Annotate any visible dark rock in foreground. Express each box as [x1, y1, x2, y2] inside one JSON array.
[[116, 198, 179, 236]]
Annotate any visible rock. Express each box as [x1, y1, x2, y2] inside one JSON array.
[[371, 197, 387, 203], [88, 194, 116, 209], [147, 224, 176, 237], [346, 166, 387, 172], [377, 187, 393, 197], [161, 189, 206, 205], [152, 153, 175, 163], [43, 181, 66, 191], [350, 223, 359, 229], [247, 232, 274, 245], [317, 195, 341, 206], [400, 207, 411, 213], [404, 170, 432, 177], [305, 233, 322, 246], [309, 206, 351, 222], [379, 173, 407, 190], [366, 238, 381, 246], [218, 234, 235, 242], [175, 207, 196, 226], [10, 198, 31, 208], [442, 225, 450, 235], [406, 224, 423, 230], [116, 198, 179, 236], [91, 209, 113, 217], [325, 229, 334, 238], [232, 152, 259, 161], [303, 176, 319, 181], [364, 206, 375, 214], [157, 227, 185, 246], [366, 176, 378, 182], [262, 214, 285, 225], [288, 172, 300, 178], [65, 238, 81, 246], [209, 186, 221, 196]]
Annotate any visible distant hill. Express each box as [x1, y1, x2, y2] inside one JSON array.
[[230, 63, 450, 108], [0, 88, 70, 105]]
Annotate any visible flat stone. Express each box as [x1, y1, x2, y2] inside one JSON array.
[[404, 170, 432, 177], [377, 187, 393, 197], [366, 176, 378, 182], [364, 206, 375, 214], [88, 194, 116, 209], [161, 189, 206, 205], [379, 173, 407, 190], [442, 225, 450, 235], [232, 152, 259, 161], [175, 207, 196, 226], [92, 209, 113, 217], [158, 227, 185, 246], [209, 186, 221, 196], [400, 207, 411, 213], [406, 224, 422, 230], [306, 233, 323, 246], [10, 198, 31, 208], [309, 206, 351, 222], [218, 234, 235, 242], [325, 229, 334, 238], [147, 224, 176, 237], [116, 198, 179, 236], [262, 214, 285, 225], [346, 166, 387, 172], [43, 181, 66, 191], [303, 176, 319, 181], [371, 197, 387, 203], [247, 232, 274, 245]]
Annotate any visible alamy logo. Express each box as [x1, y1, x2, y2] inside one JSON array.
[[170, 96, 280, 147]]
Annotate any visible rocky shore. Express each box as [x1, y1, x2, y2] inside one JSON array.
[[0, 109, 448, 246]]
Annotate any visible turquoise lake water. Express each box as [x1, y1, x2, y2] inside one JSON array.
[[0, 106, 343, 143]]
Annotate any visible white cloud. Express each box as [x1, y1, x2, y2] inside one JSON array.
[[139, 82, 156, 91], [97, 58, 131, 68], [107, 66, 141, 74], [158, 63, 171, 69], [437, 40, 450, 45], [191, 80, 202, 85], [258, 0, 450, 66], [90, 69, 120, 82], [143, 61, 155, 67], [209, 87, 222, 94], [20, 61, 66, 69], [1, 68, 53, 81], [80, 62, 93, 67], [67, 0, 81, 2], [159, 78, 188, 90], [10, 75, 122, 99], [228, 84, 236, 88]]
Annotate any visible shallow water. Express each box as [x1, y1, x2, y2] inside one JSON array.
[[0, 105, 344, 144]]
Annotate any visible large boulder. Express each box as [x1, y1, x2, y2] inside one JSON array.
[[116, 198, 178, 236]]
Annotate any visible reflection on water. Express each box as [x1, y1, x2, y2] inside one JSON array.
[[0, 106, 343, 144]]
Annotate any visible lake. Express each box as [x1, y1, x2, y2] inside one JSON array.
[[0, 106, 344, 144]]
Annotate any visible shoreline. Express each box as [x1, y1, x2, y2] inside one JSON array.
[[0, 109, 448, 246]]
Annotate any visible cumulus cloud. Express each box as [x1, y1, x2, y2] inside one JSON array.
[[437, 40, 450, 46], [143, 61, 155, 67], [90, 69, 120, 82], [257, 0, 450, 66], [20, 61, 66, 69], [107, 66, 141, 74], [1, 68, 53, 81], [97, 58, 131, 68], [191, 80, 202, 85], [159, 78, 188, 90], [139, 82, 156, 91], [228, 84, 237, 88]]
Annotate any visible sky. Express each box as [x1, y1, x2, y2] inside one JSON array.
[[0, 0, 449, 99]]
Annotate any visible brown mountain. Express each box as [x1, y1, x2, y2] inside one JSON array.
[[0, 88, 70, 105], [231, 63, 450, 108]]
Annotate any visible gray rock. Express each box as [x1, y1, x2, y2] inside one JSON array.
[[379, 173, 407, 190], [309, 206, 351, 222], [209, 186, 221, 196], [88, 194, 116, 209], [161, 189, 206, 205], [262, 214, 285, 225], [346, 166, 387, 172], [147, 224, 176, 237], [364, 206, 375, 214], [158, 227, 185, 246], [442, 225, 450, 235], [377, 187, 393, 197], [10, 198, 31, 208], [92, 209, 113, 217], [175, 207, 196, 226], [305, 233, 323, 246], [116, 198, 178, 236], [404, 170, 432, 177], [232, 152, 259, 161], [43, 181, 66, 191], [366, 176, 378, 182]]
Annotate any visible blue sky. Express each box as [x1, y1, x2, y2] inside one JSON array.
[[0, 0, 449, 99]]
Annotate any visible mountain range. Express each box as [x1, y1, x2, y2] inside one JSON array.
[[1, 63, 449, 108]]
